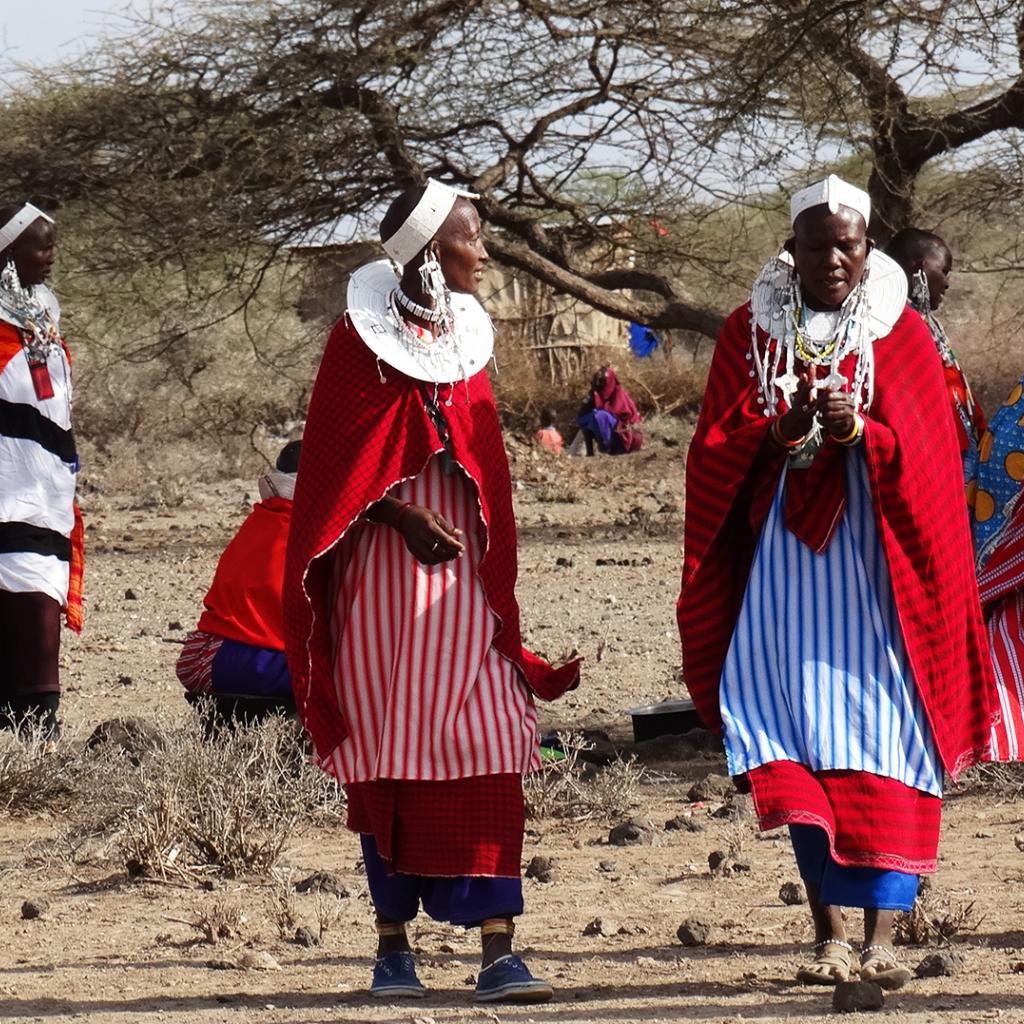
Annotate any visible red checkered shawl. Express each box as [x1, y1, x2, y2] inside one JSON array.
[[678, 302, 996, 780], [284, 317, 580, 761]]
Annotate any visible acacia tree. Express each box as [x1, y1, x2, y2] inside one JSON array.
[[0, 0, 1022, 343]]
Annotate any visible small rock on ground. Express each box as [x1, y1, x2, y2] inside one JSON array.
[[20, 898, 48, 920], [687, 773, 733, 803], [293, 926, 318, 947], [598, 860, 618, 873], [676, 917, 712, 947], [609, 821, 655, 847], [915, 950, 965, 978], [583, 917, 622, 937], [86, 717, 167, 760], [665, 814, 704, 832], [294, 871, 349, 897], [238, 950, 282, 971], [525, 855, 556, 883], [833, 980, 884, 1012], [779, 882, 806, 905]]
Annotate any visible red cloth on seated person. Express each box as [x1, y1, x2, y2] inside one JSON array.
[[197, 497, 291, 650]]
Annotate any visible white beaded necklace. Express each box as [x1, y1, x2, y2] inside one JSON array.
[[749, 259, 875, 419]]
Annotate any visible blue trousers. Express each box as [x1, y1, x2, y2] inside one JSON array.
[[790, 825, 919, 911], [361, 835, 523, 926]]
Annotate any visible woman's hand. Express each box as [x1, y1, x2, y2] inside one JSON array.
[[778, 374, 817, 442], [396, 505, 465, 565], [817, 388, 857, 439]]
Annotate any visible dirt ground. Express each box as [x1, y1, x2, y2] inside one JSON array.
[[4, 418, 1024, 1024]]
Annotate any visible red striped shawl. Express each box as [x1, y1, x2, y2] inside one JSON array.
[[284, 317, 580, 763]]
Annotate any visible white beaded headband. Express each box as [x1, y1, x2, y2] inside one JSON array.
[[790, 174, 870, 227], [0, 204, 54, 253], [381, 179, 479, 267]]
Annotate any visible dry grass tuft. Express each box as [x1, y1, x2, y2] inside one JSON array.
[[191, 897, 246, 944], [525, 731, 643, 823], [894, 883, 984, 946]]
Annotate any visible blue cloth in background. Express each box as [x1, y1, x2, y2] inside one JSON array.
[[628, 321, 660, 358], [789, 824, 919, 911], [360, 834, 523, 925], [210, 638, 293, 699]]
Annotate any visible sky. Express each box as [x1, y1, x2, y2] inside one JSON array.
[[1, 1, 130, 69]]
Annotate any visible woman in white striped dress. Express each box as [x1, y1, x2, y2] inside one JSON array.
[[680, 175, 995, 991], [0, 202, 82, 740]]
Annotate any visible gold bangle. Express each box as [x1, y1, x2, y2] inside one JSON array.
[[772, 416, 806, 449], [834, 414, 863, 445]]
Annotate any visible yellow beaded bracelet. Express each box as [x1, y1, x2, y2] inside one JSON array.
[[833, 414, 864, 446]]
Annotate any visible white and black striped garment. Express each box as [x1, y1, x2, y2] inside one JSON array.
[[0, 288, 76, 606], [719, 452, 943, 797]]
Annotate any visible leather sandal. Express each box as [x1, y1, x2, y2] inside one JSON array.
[[859, 944, 912, 990], [796, 939, 853, 986]]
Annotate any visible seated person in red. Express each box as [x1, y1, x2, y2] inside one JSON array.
[[176, 440, 300, 727]]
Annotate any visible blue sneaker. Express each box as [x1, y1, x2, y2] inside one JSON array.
[[474, 954, 554, 1003], [370, 951, 426, 999]]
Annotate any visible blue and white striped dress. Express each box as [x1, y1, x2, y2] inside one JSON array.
[[719, 451, 943, 798]]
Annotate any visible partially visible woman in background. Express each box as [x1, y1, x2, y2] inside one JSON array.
[[885, 227, 986, 477], [0, 203, 82, 739]]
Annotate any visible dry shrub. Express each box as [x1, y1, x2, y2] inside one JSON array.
[[114, 715, 342, 880], [894, 882, 984, 946], [0, 725, 115, 816], [525, 731, 643, 822], [191, 897, 246, 944]]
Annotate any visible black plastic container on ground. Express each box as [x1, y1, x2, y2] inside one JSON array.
[[627, 698, 701, 742]]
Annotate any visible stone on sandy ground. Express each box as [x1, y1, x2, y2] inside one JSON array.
[[598, 860, 618, 873], [676, 917, 712, 947], [21, 898, 49, 920], [687, 773, 733, 802], [915, 950, 965, 977], [525, 855, 556, 883], [86, 717, 167, 760], [833, 980, 884, 1012], [208, 950, 282, 971], [609, 821, 655, 846], [665, 814, 704, 832], [294, 871, 349, 897], [779, 882, 806, 905], [583, 917, 623, 937], [293, 926, 318, 947]]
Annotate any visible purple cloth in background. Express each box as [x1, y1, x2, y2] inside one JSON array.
[[211, 638, 293, 698], [577, 409, 619, 452], [360, 834, 524, 925]]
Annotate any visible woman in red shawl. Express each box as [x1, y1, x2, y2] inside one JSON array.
[[577, 364, 643, 455], [285, 180, 578, 1005], [678, 175, 995, 991]]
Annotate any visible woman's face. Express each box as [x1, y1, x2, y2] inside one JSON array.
[[921, 244, 952, 310], [11, 219, 56, 287], [434, 200, 488, 295], [791, 206, 869, 311]]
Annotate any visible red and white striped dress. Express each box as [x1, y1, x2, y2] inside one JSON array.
[[325, 455, 540, 783]]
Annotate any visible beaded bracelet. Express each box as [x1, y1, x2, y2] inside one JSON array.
[[771, 416, 807, 449], [833, 414, 864, 446]]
